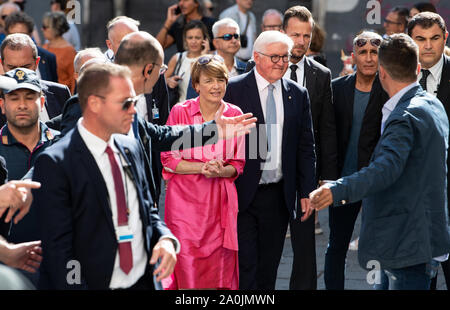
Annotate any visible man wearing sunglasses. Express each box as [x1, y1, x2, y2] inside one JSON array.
[[212, 18, 246, 77], [281, 5, 338, 290], [224, 30, 316, 290], [324, 31, 388, 290]]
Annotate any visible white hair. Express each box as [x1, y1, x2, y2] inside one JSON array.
[[212, 17, 240, 38], [0, 2, 20, 14], [253, 31, 294, 54], [74, 48, 106, 74], [262, 9, 283, 23]]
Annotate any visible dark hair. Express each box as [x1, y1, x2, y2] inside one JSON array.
[[379, 33, 418, 82], [283, 5, 315, 30], [389, 6, 410, 27], [115, 31, 160, 68], [0, 33, 38, 60], [407, 11, 447, 36], [77, 63, 131, 111], [412, 2, 437, 13], [42, 11, 70, 37], [4, 11, 34, 35], [309, 23, 326, 53], [182, 20, 209, 50]]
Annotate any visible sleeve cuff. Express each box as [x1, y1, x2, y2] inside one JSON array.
[[159, 235, 181, 254]]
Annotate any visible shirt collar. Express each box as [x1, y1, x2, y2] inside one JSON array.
[[254, 67, 282, 92], [383, 82, 419, 113], [289, 56, 305, 69], [426, 55, 444, 81], [0, 121, 54, 146], [77, 118, 118, 157]]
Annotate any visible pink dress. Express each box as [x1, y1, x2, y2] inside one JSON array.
[[161, 97, 245, 289]]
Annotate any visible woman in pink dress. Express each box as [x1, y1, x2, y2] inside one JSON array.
[[161, 55, 245, 289]]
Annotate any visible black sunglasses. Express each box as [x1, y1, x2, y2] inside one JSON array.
[[94, 94, 139, 111], [1, 15, 8, 20], [355, 38, 381, 48], [383, 18, 403, 26], [216, 33, 239, 41]]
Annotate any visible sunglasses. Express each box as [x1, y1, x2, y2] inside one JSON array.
[[355, 38, 381, 48], [94, 94, 139, 111], [1, 15, 8, 20], [257, 51, 290, 64], [198, 54, 224, 65], [153, 63, 168, 75], [216, 33, 239, 41], [42, 25, 50, 30], [383, 18, 403, 26]]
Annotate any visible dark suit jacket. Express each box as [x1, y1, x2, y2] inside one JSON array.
[[223, 70, 316, 219], [38, 46, 58, 83], [32, 120, 220, 289], [304, 57, 338, 180], [437, 55, 450, 214], [0, 80, 71, 129], [332, 73, 389, 174]]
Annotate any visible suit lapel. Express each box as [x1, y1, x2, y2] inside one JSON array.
[[304, 57, 316, 95], [437, 55, 450, 109], [281, 78, 293, 157], [245, 70, 265, 125], [72, 128, 115, 235], [345, 74, 357, 128]]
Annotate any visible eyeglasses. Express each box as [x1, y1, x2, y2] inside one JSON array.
[[41, 25, 49, 30], [1, 15, 8, 20], [216, 33, 240, 41], [262, 24, 282, 31], [257, 51, 290, 64], [198, 54, 224, 65], [354, 38, 382, 48], [94, 94, 139, 111], [383, 18, 403, 26]]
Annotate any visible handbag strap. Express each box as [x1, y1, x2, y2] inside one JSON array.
[[173, 52, 184, 76]]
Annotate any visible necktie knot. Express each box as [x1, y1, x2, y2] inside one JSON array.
[[268, 84, 275, 92], [421, 69, 431, 78], [290, 64, 298, 71]]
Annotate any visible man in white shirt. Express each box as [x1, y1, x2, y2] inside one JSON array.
[[408, 11, 450, 291]]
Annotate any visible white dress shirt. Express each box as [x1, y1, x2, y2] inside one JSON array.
[[135, 95, 148, 121], [284, 56, 306, 87], [78, 119, 148, 289], [254, 68, 284, 183], [418, 55, 444, 97]]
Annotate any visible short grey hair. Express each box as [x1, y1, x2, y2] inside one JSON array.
[[212, 18, 240, 38], [262, 9, 283, 23], [0, 33, 38, 60], [74, 48, 106, 74], [253, 30, 294, 54], [352, 30, 383, 52], [106, 16, 140, 35], [0, 2, 20, 15]]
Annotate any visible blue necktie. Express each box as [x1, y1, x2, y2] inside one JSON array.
[[261, 84, 277, 182]]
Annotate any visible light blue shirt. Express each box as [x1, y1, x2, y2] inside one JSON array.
[[381, 82, 418, 134]]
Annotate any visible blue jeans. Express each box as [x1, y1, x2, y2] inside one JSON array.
[[374, 261, 438, 290]]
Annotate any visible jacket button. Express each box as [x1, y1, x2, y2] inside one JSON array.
[[341, 200, 347, 205]]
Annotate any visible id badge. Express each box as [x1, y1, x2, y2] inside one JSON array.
[[152, 105, 159, 119], [116, 225, 134, 243]]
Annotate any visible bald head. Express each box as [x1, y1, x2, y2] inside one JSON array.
[[106, 17, 140, 55], [115, 31, 163, 68]]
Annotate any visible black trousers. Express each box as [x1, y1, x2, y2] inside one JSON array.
[[289, 208, 317, 290], [238, 181, 289, 289], [324, 201, 361, 290]]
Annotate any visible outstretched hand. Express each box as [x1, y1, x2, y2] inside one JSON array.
[[309, 186, 333, 211], [215, 103, 257, 140], [0, 181, 41, 224]]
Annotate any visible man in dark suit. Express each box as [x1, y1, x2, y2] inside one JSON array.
[[4, 11, 58, 82], [223, 30, 316, 289], [0, 34, 70, 128], [326, 31, 388, 290], [282, 6, 338, 290], [408, 11, 450, 290], [311, 33, 450, 290], [32, 61, 256, 290]]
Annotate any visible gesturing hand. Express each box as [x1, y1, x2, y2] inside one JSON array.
[[149, 238, 177, 282], [309, 186, 333, 211]]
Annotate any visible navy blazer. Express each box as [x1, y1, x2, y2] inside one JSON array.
[[330, 86, 450, 270], [224, 69, 316, 219], [38, 46, 58, 83]]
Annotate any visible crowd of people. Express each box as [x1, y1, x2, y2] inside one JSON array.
[[0, 0, 448, 291]]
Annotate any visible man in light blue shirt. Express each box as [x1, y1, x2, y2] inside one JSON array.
[[310, 34, 450, 290]]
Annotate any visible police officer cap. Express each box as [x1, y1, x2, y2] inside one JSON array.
[[0, 68, 42, 94]]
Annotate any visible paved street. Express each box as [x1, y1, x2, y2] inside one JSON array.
[[158, 183, 447, 290]]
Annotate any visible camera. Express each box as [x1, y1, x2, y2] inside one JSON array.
[[240, 34, 248, 48]]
